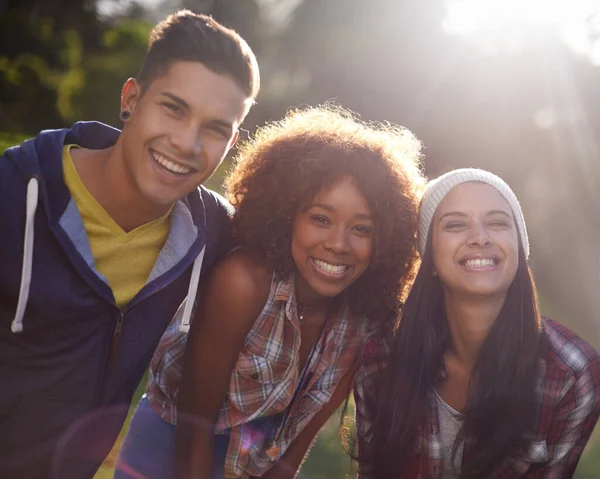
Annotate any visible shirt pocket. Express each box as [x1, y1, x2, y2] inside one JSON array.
[[229, 347, 290, 416]]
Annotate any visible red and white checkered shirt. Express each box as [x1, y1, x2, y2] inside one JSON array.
[[147, 274, 369, 478], [354, 318, 600, 478]]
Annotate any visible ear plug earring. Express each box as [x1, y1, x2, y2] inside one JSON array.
[[120, 110, 131, 121]]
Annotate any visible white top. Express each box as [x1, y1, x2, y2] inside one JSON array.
[[434, 390, 465, 478]]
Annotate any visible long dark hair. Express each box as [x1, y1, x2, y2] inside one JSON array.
[[359, 238, 541, 478]]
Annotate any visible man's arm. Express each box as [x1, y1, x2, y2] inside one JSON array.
[[539, 354, 600, 478]]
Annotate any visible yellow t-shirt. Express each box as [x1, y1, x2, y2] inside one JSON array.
[[63, 145, 171, 309]]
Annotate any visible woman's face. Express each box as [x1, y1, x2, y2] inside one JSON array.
[[291, 175, 374, 303], [431, 182, 519, 299]]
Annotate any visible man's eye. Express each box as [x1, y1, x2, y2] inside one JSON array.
[[163, 103, 181, 113], [209, 126, 230, 138]]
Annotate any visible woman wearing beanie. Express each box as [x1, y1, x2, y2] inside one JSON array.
[[354, 168, 600, 478]]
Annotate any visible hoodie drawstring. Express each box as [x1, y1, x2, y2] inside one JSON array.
[[12, 177, 39, 333], [178, 189, 208, 334], [178, 245, 205, 333]]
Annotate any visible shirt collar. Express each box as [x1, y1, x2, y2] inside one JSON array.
[[272, 274, 302, 324]]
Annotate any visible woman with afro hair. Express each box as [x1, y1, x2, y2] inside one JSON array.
[[114, 105, 425, 479]]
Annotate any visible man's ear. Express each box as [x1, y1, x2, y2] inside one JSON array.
[[120, 78, 142, 116]]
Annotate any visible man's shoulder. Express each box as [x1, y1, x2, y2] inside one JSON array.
[[198, 185, 234, 217], [65, 121, 120, 149], [2, 121, 119, 178], [195, 186, 234, 261]]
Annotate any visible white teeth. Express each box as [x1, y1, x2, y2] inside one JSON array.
[[312, 258, 350, 275], [464, 258, 495, 268], [152, 152, 192, 175]]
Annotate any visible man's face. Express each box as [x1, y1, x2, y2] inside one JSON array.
[[119, 61, 251, 208]]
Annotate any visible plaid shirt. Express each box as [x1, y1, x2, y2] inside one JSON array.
[[147, 274, 368, 478], [355, 318, 600, 478]]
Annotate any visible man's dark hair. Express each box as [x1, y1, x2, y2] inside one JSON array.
[[137, 10, 259, 100]]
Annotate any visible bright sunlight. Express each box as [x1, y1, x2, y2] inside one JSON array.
[[443, 0, 600, 63], [444, 0, 599, 32]]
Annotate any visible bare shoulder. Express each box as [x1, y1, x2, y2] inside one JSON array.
[[205, 248, 273, 314]]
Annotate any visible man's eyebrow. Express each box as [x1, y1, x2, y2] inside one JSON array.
[[160, 92, 235, 131]]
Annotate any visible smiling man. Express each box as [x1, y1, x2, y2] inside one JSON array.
[[0, 10, 259, 478]]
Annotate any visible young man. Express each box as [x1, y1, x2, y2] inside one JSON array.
[[0, 10, 259, 478]]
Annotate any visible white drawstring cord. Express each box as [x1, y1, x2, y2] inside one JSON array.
[[178, 245, 205, 333], [12, 177, 39, 333]]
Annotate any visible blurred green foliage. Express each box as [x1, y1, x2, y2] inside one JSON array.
[[0, 11, 150, 133], [0, 132, 28, 153], [72, 19, 151, 125]]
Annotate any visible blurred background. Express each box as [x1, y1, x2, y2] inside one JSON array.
[[1, 0, 599, 477]]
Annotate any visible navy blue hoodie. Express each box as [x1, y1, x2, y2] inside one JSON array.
[[0, 122, 232, 478]]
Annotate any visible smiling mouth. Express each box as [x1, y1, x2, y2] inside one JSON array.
[[311, 258, 351, 276], [151, 150, 195, 176], [459, 258, 499, 269]]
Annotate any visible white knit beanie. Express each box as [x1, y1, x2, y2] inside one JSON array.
[[417, 168, 529, 259]]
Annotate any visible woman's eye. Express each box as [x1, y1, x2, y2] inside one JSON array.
[[353, 225, 373, 235], [310, 214, 330, 225], [444, 222, 465, 230], [489, 220, 509, 228]]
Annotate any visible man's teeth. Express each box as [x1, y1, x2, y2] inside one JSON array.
[[312, 258, 349, 275], [152, 152, 192, 175], [464, 258, 496, 268]]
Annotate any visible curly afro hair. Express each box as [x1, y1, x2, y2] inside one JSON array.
[[225, 105, 425, 321]]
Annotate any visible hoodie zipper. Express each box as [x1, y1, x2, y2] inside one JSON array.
[[110, 310, 125, 368], [106, 260, 198, 371], [107, 268, 186, 370]]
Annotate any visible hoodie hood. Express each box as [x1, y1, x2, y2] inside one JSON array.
[[4, 121, 208, 334]]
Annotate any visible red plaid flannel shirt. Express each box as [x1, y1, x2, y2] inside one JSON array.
[[147, 274, 368, 478], [355, 318, 600, 478]]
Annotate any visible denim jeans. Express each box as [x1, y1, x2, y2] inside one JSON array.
[[114, 395, 229, 479]]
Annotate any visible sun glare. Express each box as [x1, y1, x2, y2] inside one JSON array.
[[443, 0, 600, 62], [443, 0, 599, 33]]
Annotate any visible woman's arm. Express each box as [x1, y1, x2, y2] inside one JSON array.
[[539, 353, 600, 478], [258, 363, 358, 479], [175, 251, 271, 479]]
